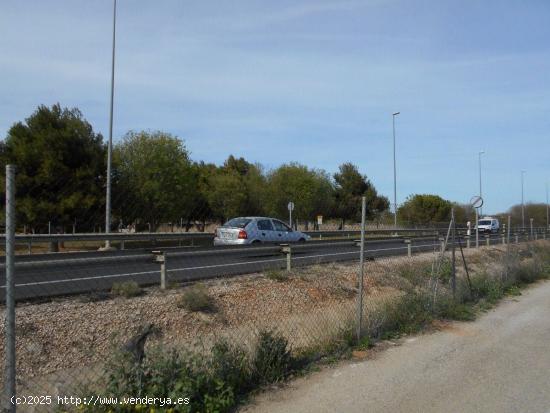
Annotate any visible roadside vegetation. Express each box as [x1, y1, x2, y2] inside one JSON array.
[[75, 242, 550, 413]]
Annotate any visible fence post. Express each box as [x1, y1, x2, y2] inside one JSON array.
[[466, 235, 470, 249], [507, 216, 511, 246], [451, 209, 456, 299], [4, 165, 16, 413], [356, 196, 366, 342]]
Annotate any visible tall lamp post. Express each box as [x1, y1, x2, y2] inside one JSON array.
[[546, 180, 549, 230], [104, 0, 117, 250], [392, 112, 400, 229], [521, 170, 526, 230], [478, 151, 485, 216]]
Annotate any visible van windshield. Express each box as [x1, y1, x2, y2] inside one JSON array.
[[478, 220, 492, 225]]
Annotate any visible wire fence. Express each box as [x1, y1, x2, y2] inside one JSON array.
[[2, 167, 550, 412]]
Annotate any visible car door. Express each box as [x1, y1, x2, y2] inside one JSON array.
[[256, 219, 275, 242], [272, 219, 295, 242]]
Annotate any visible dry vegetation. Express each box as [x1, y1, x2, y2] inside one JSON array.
[[1, 241, 549, 401]]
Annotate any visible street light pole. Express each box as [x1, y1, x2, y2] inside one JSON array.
[[478, 151, 485, 216], [521, 170, 526, 230], [392, 112, 400, 229], [546, 180, 549, 230], [104, 0, 117, 250]]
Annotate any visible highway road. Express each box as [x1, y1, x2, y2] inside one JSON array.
[[0, 233, 514, 301]]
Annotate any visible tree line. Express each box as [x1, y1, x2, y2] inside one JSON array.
[[2, 104, 536, 233], [0, 104, 390, 232]]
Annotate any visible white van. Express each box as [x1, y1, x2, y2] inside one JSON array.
[[476, 217, 500, 233]]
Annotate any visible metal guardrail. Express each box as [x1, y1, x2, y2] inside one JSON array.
[[0, 227, 467, 244]]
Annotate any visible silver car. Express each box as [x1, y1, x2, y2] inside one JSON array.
[[214, 217, 311, 246]]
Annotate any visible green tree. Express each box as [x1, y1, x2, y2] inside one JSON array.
[[333, 162, 389, 224], [398, 194, 453, 226], [0, 104, 106, 232], [265, 163, 333, 226], [112, 130, 196, 230], [202, 155, 267, 223]]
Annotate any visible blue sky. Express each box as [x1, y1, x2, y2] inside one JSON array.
[[1, 0, 549, 214]]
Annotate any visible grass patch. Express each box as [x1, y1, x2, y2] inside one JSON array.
[[111, 281, 142, 298], [177, 283, 216, 313], [265, 269, 290, 282]]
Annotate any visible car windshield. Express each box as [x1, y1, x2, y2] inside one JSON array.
[[478, 220, 492, 225], [222, 218, 251, 228]]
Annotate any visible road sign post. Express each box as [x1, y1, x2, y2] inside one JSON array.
[[470, 195, 484, 249], [287, 201, 294, 229]]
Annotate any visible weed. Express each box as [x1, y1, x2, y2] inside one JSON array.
[[265, 269, 289, 282], [506, 285, 522, 296], [111, 281, 142, 298], [177, 283, 216, 313], [356, 336, 372, 350]]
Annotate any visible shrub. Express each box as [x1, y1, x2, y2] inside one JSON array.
[[99, 347, 235, 413], [177, 283, 215, 312], [435, 295, 475, 321], [378, 292, 432, 337], [470, 274, 503, 303], [111, 281, 142, 298], [210, 339, 253, 394], [253, 330, 293, 384], [514, 261, 540, 284]]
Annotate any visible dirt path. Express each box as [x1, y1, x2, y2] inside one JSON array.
[[243, 280, 550, 413]]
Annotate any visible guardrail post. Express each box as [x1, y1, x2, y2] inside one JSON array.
[[515, 233, 519, 244], [466, 235, 470, 249], [486, 235, 490, 247], [535, 232, 538, 240], [404, 239, 412, 257], [281, 244, 292, 271], [152, 251, 166, 289], [120, 240, 125, 250], [28, 240, 32, 254], [439, 237, 445, 253], [502, 233, 506, 245]]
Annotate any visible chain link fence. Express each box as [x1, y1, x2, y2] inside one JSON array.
[[2, 167, 550, 413]]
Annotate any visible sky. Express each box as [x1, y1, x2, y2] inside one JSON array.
[[1, 0, 549, 214]]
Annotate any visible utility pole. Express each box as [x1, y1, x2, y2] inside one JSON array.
[[392, 112, 400, 229]]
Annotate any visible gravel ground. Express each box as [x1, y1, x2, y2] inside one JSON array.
[[0, 243, 517, 395]]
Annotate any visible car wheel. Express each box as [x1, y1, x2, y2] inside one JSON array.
[[298, 238, 306, 243], [251, 240, 262, 245]]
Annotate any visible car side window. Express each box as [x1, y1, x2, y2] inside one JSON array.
[[273, 220, 291, 232], [257, 219, 274, 231]]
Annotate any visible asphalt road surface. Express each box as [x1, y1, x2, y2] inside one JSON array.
[[1, 233, 511, 301], [243, 280, 550, 413]]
